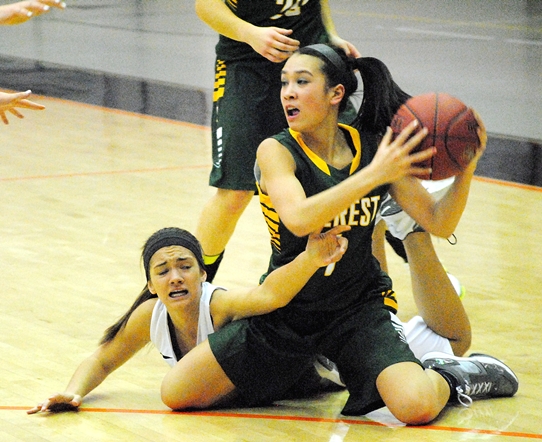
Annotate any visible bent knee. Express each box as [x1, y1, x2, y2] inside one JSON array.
[[387, 393, 441, 425]]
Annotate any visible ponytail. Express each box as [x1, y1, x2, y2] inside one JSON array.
[[99, 285, 157, 345], [351, 57, 411, 135], [300, 45, 411, 135]]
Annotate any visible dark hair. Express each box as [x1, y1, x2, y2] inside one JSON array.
[[100, 227, 205, 344], [299, 44, 411, 134]]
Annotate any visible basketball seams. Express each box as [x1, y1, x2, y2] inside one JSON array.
[[390, 92, 480, 181], [444, 107, 471, 171]]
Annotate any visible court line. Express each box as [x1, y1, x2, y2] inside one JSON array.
[[3, 406, 541, 439], [0, 164, 210, 182]]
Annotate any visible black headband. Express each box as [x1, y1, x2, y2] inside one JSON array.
[[142, 227, 205, 280], [305, 43, 346, 72]]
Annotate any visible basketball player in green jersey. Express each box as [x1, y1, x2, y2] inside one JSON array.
[[153, 45, 517, 425], [193, 0, 359, 281]]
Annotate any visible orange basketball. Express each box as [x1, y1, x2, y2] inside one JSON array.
[[391, 92, 481, 180]]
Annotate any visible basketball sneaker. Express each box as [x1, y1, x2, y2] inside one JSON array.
[[421, 352, 519, 407]]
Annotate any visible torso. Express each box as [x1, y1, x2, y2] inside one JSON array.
[[216, 0, 328, 62], [257, 124, 389, 328]]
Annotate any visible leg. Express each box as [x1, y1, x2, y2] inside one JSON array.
[[161, 340, 236, 410], [403, 232, 471, 356], [376, 361, 450, 425], [195, 188, 253, 256]]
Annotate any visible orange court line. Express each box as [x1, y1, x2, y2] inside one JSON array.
[[3, 405, 541, 439], [0, 164, 210, 182]]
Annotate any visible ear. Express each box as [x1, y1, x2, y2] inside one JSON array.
[[200, 268, 207, 283], [147, 280, 156, 295], [330, 84, 345, 106]]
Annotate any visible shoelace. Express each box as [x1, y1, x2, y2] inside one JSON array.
[[456, 386, 473, 407]]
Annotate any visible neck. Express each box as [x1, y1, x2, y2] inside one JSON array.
[[300, 123, 352, 169]]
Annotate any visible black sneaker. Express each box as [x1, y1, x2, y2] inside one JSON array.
[[421, 352, 519, 407]]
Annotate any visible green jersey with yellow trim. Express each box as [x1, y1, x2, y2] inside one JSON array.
[[257, 124, 393, 326], [216, 0, 329, 62]]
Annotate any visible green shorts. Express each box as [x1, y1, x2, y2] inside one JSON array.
[[209, 59, 287, 191], [208, 286, 421, 415]]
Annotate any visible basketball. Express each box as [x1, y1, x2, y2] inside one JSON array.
[[390, 92, 481, 180]]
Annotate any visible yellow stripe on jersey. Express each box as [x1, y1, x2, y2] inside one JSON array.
[[338, 123, 362, 174], [289, 125, 362, 176], [256, 181, 281, 251], [382, 289, 398, 311], [213, 60, 227, 102], [225, 0, 238, 11], [289, 128, 330, 175]]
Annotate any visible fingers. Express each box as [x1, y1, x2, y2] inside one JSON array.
[[324, 224, 351, 236], [26, 393, 80, 414], [16, 98, 46, 110], [393, 120, 427, 153], [27, 0, 66, 15]]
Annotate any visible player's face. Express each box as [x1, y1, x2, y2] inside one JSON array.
[[147, 246, 206, 308], [280, 54, 337, 132]]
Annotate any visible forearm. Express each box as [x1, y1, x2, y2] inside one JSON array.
[[431, 169, 475, 237], [320, 0, 339, 38], [261, 251, 320, 304], [281, 166, 383, 236], [64, 355, 112, 398], [195, 0, 254, 43]]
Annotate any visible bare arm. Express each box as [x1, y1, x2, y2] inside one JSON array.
[[27, 300, 155, 414], [390, 114, 487, 238], [0, 0, 65, 25], [320, 0, 360, 57], [194, 0, 299, 62], [211, 224, 350, 326], [257, 122, 432, 237]]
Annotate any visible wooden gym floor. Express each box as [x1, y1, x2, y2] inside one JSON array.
[[1, 1, 541, 440], [1, 97, 541, 441]]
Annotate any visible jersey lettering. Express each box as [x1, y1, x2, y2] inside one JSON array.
[[324, 195, 381, 229], [321, 195, 381, 276], [271, 0, 309, 19]]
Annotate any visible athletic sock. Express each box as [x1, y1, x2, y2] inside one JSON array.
[[203, 250, 225, 283]]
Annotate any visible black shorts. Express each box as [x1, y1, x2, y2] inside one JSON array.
[[208, 288, 421, 415]]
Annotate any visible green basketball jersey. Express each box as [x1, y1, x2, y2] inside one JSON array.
[[258, 125, 392, 328], [216, 0, 329, 62]]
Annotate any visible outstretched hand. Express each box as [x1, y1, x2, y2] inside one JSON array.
[[27, 392, 82, 414], [0, 0, 65, 25], [306, 224, 350, 267], [0, 90, 45, 124]]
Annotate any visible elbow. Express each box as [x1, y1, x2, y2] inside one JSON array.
[[283, 219, 312, 238]]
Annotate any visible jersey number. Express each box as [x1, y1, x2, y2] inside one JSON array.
[[272, 0, 309, 19]]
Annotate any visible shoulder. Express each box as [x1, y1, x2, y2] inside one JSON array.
[[131, 297, 158, 329], [208, 286, 232, 329]]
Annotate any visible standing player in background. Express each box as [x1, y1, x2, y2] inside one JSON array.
[[193, 0, 360, 281]]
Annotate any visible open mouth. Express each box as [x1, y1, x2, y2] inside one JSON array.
[[169, 289, 188, 298], [286, 107, 299, 117]]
